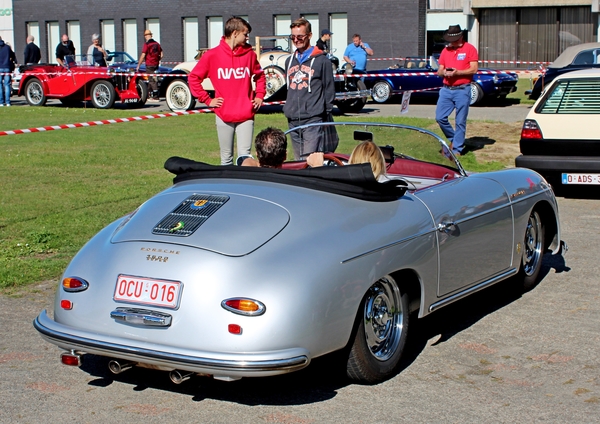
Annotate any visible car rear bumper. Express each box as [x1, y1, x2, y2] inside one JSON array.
[[515, 155, 600, 172], [34, 310, 310, 379]]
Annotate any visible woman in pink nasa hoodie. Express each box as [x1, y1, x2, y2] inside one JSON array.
[[189, 17, 266, 165]]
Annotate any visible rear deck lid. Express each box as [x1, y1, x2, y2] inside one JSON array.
[[111, 192, 289, 256]]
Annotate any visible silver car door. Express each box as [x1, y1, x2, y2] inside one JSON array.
[[415, 176, 513, 297]]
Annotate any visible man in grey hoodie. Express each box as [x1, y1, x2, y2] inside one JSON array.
[[283, 18, 335, 159]]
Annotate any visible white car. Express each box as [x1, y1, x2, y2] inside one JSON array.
[[164, 37, 290, 112], [516, 68, 600, 189]]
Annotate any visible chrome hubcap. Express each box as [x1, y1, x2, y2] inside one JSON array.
[[364, 276, 403, 361], [523, 211, 542, 276]]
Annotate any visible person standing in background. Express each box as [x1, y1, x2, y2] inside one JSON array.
[[87, 34, 107, 67], [56, 34, 75, 67], [316, 29, 332, 53], [343, 34, 373, 72], [435, 24, 478, 157], [0, 36, 17, 107], [188, 16, 266, 166], [283, 18, 335, 159], [24, 35, 41, 65], [137, 29, 163, 101]]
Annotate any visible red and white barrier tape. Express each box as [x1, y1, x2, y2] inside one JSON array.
[[1, 71, 178, 78], [0, 94, 383, 136], [0, 100, 293, 137], [0, 108, 213, 137], [366, 57, 551, 65]]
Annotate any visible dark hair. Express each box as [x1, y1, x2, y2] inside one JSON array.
[[224, 16, 251, 38], [255, 127, 287, 168], [352, 34, 361, 39], [290, 18, 312, 34]]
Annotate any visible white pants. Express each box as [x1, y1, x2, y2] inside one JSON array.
[[215, 116, 254, 165]]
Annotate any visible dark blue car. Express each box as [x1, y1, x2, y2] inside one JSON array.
[[364, 56, 518, 106]]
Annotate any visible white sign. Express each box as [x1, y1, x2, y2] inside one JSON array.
[[400, 91, 411, 114]]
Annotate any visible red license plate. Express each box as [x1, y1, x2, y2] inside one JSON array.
[[114, 275, 182, 309]]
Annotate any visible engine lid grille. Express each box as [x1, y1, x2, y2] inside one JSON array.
[[152, 194, 229, 237]]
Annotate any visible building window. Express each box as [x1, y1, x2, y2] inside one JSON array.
[[67, 20, 81, 59], [330, 13, 348, 61], [207, 16, 223, 48], [101, 20, 115, 53], [183, 17, 198, 61], [27, 22, 40, 48], [302, 14, 319, 45], [123, 19, 138, 59], [274, 14, 291, 49], [47, 21, 59, 63], [146, 18, 160, 43]]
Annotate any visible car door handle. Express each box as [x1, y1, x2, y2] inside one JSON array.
[[437, 221, 456, 233]]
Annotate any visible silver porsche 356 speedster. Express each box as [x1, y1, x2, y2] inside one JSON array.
[[34, 122, 564, 385]]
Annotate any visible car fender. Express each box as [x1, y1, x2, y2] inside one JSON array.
[[18, 73, 50, 96]]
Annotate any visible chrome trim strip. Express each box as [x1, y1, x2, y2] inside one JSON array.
[[341, 228, 436, 263], [428, 268, 517, 312], [33, 313, 308, 373]]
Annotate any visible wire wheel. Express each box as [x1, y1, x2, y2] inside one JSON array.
[[166, 79, 195, 111], [25, 78, 46, 106], [90, 80, 115, 109], [371, 81, 392, 103]]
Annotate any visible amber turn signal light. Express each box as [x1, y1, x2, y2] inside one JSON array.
[[62, 277, 89, 292], [221, 298, 266, 316]]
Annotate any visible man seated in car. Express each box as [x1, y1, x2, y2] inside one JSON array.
[[240, 127, 287, 168]]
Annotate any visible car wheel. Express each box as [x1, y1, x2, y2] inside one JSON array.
[[25, 78, 47, 106], [165, 79, 195, 111], [470, 82, 484, 106], [90, 80, 116, 109], [371, 81, 392, 103], [337, 80, 368, 113], [517, 210, 545, 291], [127, 79, 148, 108], [263, 66, 286, 101], [346, 275, 409, 384]]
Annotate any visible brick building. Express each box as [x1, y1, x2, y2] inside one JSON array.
[[11, 0, 426, 68]]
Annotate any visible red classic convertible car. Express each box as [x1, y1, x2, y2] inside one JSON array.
[[18, 62, 148, 109]]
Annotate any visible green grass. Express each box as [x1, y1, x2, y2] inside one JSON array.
[[0, 106, 510, 290], [508, 75, 537, 105]]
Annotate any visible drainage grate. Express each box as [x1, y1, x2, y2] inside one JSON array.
[[152, 194, 230, 237]]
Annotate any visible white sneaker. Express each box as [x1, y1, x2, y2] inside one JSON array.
[[0, 104, 4, 107], [5, 104, 10, 107], [147, 98, 160, 102]]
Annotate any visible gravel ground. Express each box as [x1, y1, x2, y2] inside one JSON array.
[[0, 196, 598, 423]]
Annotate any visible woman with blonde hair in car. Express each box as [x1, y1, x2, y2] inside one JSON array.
[[307, 140, 389, 181]]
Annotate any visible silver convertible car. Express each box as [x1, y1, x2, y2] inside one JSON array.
[[34, 122, 564, 385]]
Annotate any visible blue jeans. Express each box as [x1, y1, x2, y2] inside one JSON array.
[[435, 85, 471, 154], [0, 68, 11, 105]]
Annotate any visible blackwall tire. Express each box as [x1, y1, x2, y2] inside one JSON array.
[[517, 210, 545, 292], [346, 275, 409, 384], [25, 78, 47, 106], [90, 80, 116, 109]]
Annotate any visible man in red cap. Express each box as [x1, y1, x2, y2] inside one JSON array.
[[435, 24, 478, 156], [137, 29, 163, 101]]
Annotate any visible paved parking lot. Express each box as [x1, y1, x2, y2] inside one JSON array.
[[0, 195, 598, 423]]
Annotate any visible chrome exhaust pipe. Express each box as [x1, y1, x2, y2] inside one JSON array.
[[108, 359, 135, 374], [169, 370, 194, 384]]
